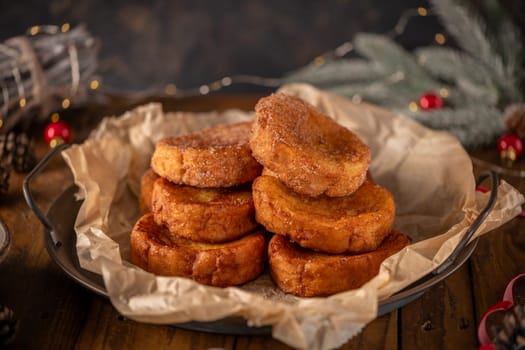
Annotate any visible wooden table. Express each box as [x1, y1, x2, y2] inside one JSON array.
[[0, 94, 524, 350]]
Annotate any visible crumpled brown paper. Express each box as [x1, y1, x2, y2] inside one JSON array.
[[61, 83, 524, 350]]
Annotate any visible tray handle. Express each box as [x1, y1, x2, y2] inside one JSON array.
[[22, 143, 72, 248], [433, 170, 499, 275]]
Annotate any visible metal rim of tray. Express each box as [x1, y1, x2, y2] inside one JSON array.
[[0, 217, 11, 264], [22, 143, 498, 335]]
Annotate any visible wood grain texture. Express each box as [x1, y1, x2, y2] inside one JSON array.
[[400, 264, 477, 350], [469, 217, 525, 339], [235, 335, 294, 349], [339, 313, 398, 350], [470, 159, 525, 341], [0, 165, 89, 350], [75, 297, 235, 350]]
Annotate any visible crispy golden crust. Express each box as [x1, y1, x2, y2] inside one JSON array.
[[268, 230, 411, 297], [253, 175, 395, 254], [130, 214, 267, 287], [250, 93, 370, 197], [139, 168, 160, 213], [151, 121, 262, 187], [152, 177, 257, 243]]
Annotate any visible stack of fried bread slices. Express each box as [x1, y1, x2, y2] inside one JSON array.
[[250, 94, 411, 297], [131, 93, 411, 295], [131, 122, 267, 287]]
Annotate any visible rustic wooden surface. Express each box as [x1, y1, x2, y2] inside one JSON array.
[[0, 94, 524, 350]]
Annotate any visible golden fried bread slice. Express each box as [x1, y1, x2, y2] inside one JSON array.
[[152, 177, 257, 243], [263, 167, 375, 183], [250, 93, 370, 197], [130, 214, 266, 287], [151, 121, 262, 188], [139, 168, 159, 213], [253, 175, 395, 254], [268, 230, 411, 297]]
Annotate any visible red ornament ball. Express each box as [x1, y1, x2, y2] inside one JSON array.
[[418, 92, 444, 110], [497, 133, 523, 161], [44, 120, 71, 145]]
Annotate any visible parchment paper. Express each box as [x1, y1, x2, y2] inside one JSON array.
[[62, 83, 524, 350]]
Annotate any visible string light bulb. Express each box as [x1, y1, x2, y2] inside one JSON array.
[[209, 81, 221, 91], [29, 26, 40, 36], [89, 79, 99, 90], [60, 23, 70, 33], [314, 56, 325, 66], [439, 88, 449, 98], [164, 83, 176, 95], [435, 33, 446, 45], [199, 85, 210, 95], [408, 102, 419, 112], [51, 112, 60, 123], [61, 98, 71, 109], [417, 7, 428, 16]]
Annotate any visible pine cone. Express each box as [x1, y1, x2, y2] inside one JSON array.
[[0, 304, 17, 347], [0, 131, 35, 196], [12, 133, 35, 173], [0, 167, 9, 196], [492, 303, 525, 350], [504, 103, 525, 138]]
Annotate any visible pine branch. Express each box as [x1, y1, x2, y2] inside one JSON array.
[[284, 59, 385, 86], [407, 106, 504, 147], [477, 0, 524, 79], [431, 0, 505, 80], [497, 20, 524, 100], [429, 0, 523, 105], [415, 46, 490, 85], [415, 46, 500, 105], [327, 78, 448, 109], [447, 123, 503, 148], [326, 82, 394, 102], [353, 33, 436, 87], [444, 87, 498, 107]]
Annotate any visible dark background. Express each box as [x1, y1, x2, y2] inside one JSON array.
[[1, 0, 524, 92]]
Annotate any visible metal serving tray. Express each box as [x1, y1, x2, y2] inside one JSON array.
[[23, 143, 497, 335]]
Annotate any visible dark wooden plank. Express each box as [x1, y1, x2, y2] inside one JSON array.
[[74, 296, 236, 350], [469, 149, 525, 342], [235, 334, 294, 349], [340, 312, 398, 350], [170, 329, 235, 350], [470, 217, 525, 337], [234, 312, 397, 349], [0, 151, 92, 349], [400, 263, 477, 349]]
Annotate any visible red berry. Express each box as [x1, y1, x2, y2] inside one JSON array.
[[497, 133, 523, 161], [418, 92, 444, 110], [44, 121, 71, 145], [475, 186, 489, 193]]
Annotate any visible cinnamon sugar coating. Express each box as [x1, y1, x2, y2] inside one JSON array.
[[130, 214, 266, 287], [268, 230, 410, 297], [139, 168, 159, 213], [152, 178, 257, 243], [151, 121, 262, 188], [250, 93, 370, 197], [253, 175, 395, 254]]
